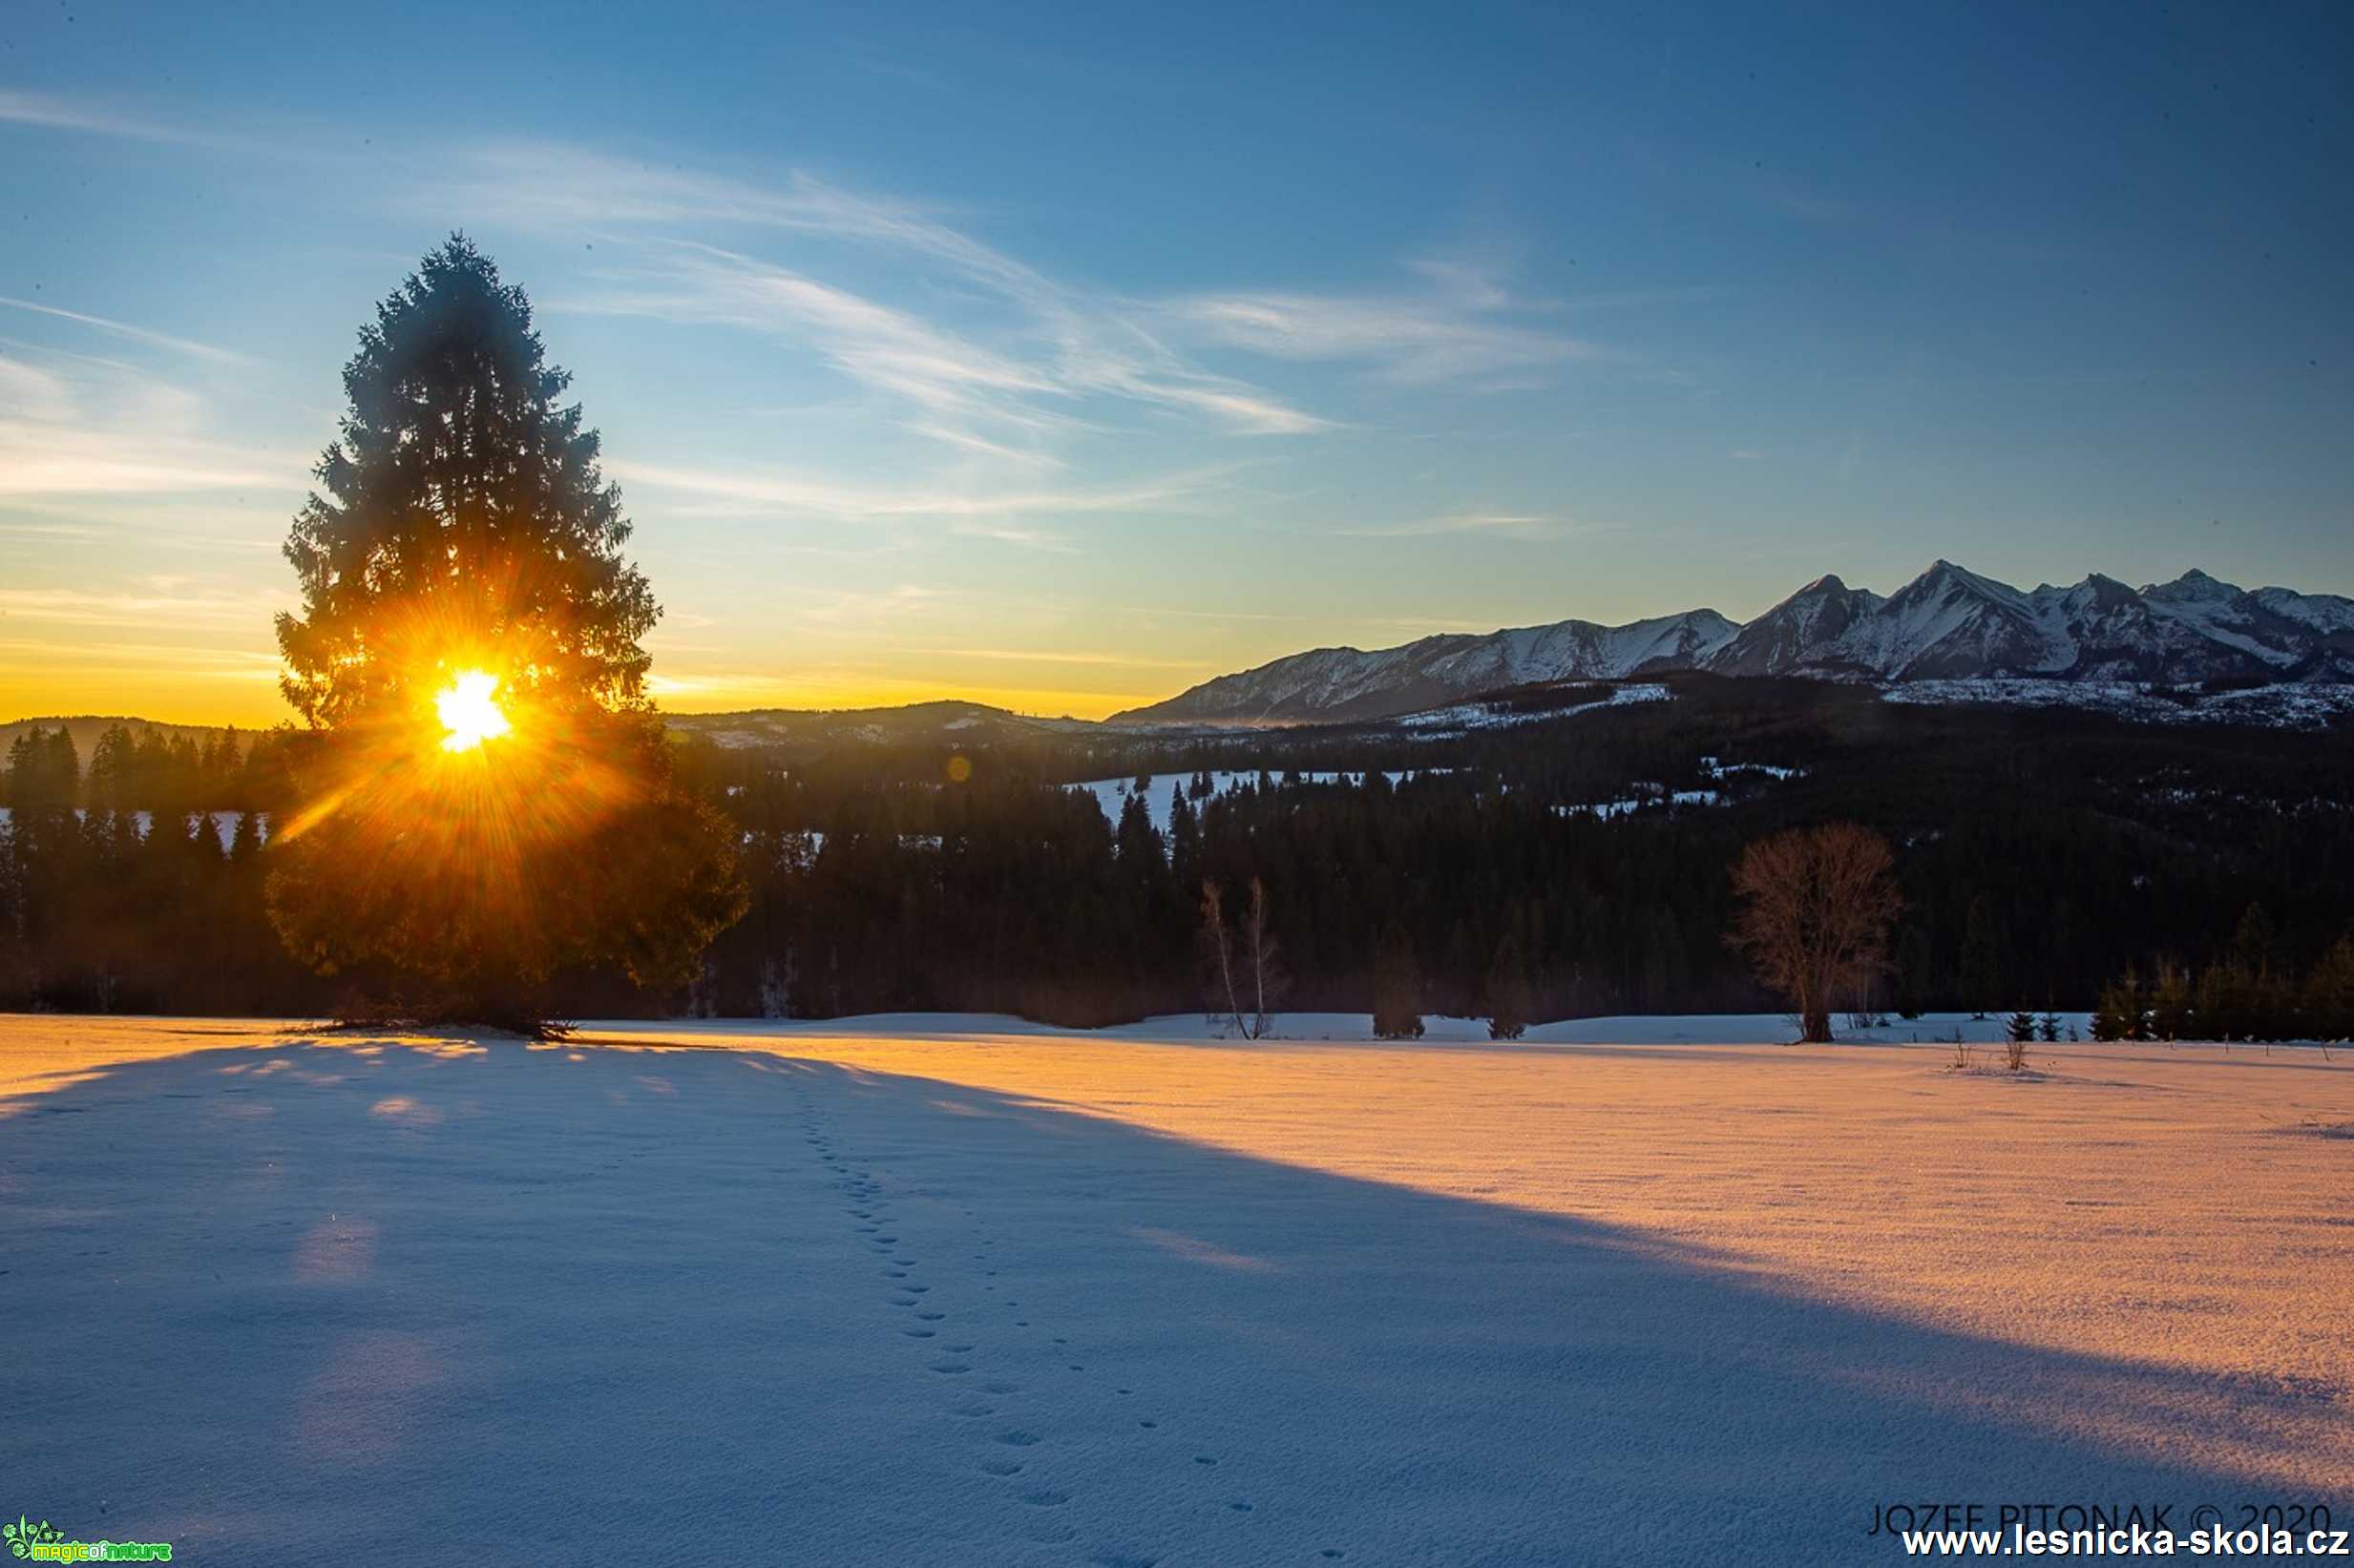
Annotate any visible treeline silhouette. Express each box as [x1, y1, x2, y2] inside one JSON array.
[[1, 725, 306, 1013], [2090, 905, 2354, 1043], [5, 681, 2351, 1026]]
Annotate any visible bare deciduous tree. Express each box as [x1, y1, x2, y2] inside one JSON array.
[[1201, 876, 1286, 1038], [1727, 824, 1903, 1044]]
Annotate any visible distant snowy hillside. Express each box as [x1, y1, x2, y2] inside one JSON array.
[[1114, 562, 2354, 724]]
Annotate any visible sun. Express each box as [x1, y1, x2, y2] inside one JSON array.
[[435, 670, 512, 752]]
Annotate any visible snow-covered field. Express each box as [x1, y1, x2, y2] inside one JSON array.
[[4, 1014, 2350, 1563]]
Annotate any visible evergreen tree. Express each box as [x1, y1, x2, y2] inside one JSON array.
[[2305, 935, 2354, 1043], [1640, 907, 1688, 1012], [264, 238, 746, 1029], [0, 816, 23, 1006], [1115, 789, 1164, 874], [2231, 903, 2278, 974], [1441, 917, 1477, 1015], [1371, 921, 1424, 1039], [1959, 894, 2002, 1018], [2196, 958, 2254, 1042], [2149, 960, 2192, 1042], [85, 725, 136, 811], [1484, 931, 1532, 1041], [1892, 925, 1933, 1018], [1166, 784, 1201, 895], [5, 727, 78, 813], [2091, 970, 2140, 1042]]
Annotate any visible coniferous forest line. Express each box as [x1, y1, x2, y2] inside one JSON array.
[[4, 677, 2351, 1029]]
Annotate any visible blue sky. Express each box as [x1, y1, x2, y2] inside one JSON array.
[[3, 0, 2349, 722]]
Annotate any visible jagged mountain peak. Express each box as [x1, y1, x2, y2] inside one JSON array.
[[2142, 567, 2244, 601], [1111, 562, 2353, 726]]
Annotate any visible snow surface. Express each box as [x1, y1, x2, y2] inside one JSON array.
[[1070, 771, 1442, 834], [1393, 679, 1671, 734], [1556, 785, 1722, 819], [1881, 678, 2354, 727], [5, 1014, 2350, 1564], [1553, 755, 1804, 819]]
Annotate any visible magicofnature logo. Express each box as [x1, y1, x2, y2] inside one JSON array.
[[5, 1515, 173, 1561]]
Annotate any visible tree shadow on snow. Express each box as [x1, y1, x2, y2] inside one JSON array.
[[0, 1033, 2344, 1566]]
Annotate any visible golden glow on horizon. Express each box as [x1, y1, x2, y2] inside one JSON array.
[[434, 670, 511, 751]]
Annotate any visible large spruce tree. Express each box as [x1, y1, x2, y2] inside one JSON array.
[[266, 237, 746, 1029]]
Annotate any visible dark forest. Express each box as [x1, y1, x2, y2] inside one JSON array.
[[5, 678, 2350, 1028]]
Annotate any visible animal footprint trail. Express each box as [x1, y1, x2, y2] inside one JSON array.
[[810, 1079, 1272, 1562]]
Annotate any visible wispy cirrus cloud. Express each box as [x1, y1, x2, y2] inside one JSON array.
[[559, 242, 1066, 434], [1168, 257, 1598, 387], [0, 334, 298, 499], [426, 142, 1045, 287], [0, 423, 291, 496], [0, 286, 288, 512], [945, 520, 1075, 552], [0, 296, 253, 366], [0, 578, 295, 629], [555, 237, 1331, 446], [888, 645, 1215, 670], [608, 455, 1230, 526], [442, 140, 1336, 445], [1318, 512, 1607, 542], [0, 88, 212, 146]]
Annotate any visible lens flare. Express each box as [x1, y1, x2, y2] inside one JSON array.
[[435, 670, 511, 752]]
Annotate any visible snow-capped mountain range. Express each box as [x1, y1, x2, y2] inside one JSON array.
[[1114, 562, 2354, 724]]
